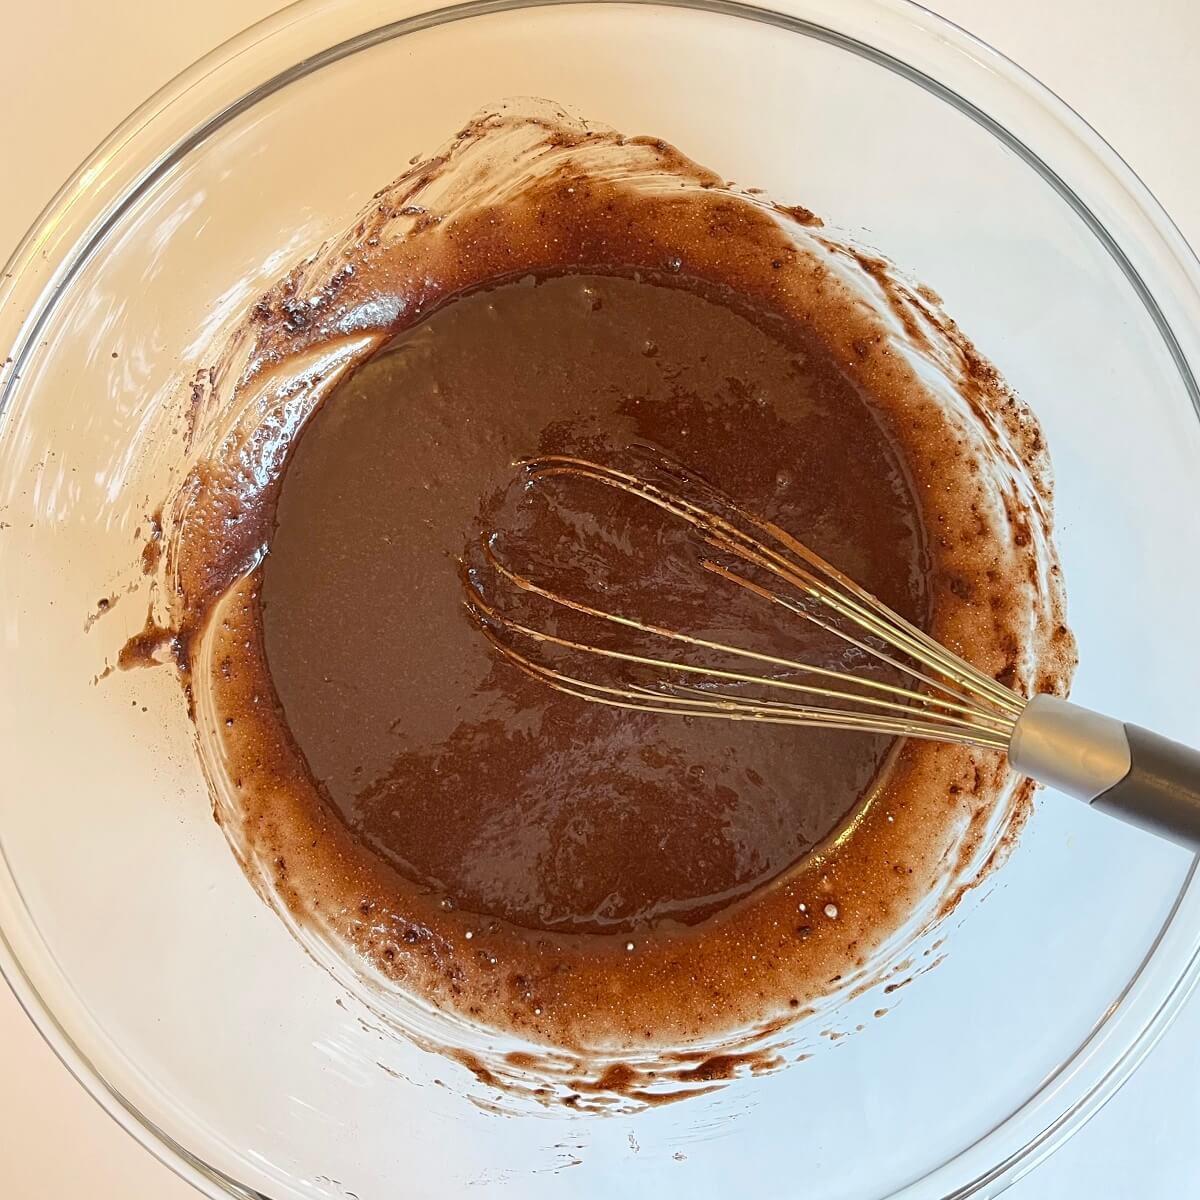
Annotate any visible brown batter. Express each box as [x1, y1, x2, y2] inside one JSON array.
[[261, 272, 926, 935], [126, 103, 1074, 1082]]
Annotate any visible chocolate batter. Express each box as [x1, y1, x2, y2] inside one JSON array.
[[261, 273, 926, 934], [128, 103, 1073, 1079]]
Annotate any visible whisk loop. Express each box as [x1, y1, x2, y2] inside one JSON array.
[[463, 452, 1024, 753]]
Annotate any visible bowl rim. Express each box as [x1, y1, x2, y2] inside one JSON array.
[[2, 2, 1199, 1197]]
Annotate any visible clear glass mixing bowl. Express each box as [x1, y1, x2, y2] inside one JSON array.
[[2, 1, 1199, 1197]]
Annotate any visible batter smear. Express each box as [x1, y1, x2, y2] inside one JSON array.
[[130, 102, 1073, 1081]]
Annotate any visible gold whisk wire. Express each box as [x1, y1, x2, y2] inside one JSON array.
[[462, 453, 1025, 752]]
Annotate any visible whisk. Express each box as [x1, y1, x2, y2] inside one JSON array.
[[464, 452, 1200, 850]]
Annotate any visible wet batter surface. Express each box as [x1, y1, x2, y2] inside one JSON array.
[[126, 103, 1074, 1079], [261, 273, 926, 934]]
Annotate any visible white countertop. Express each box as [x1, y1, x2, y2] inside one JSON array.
[[2, 1, 1198, 1195]]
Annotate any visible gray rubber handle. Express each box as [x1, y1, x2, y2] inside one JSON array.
[[1092, 725, 1200, 850], [1010, 697, 1200, 851]]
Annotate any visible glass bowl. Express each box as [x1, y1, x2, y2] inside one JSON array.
[[2, 1, 1199, 1197]]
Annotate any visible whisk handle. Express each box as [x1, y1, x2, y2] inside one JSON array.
[[1010, 695, 1200, 851], [1095, 726, 1200, 850]]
